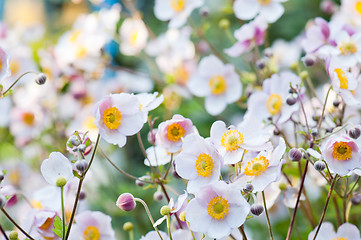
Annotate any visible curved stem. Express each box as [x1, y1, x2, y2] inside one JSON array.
[[317, 86, 332, 132], [137, 132, 158, 174], [2, 71, 38, 96], [262, 191, 273, 240], [163, 154, 173, 180], [1, 208, 35, 240], [134, 198, 163, 240], [312, 176, 338, 240], [60, 186, 66, 240]]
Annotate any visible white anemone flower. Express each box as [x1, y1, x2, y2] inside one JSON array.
[[40, 152, 73, 186]]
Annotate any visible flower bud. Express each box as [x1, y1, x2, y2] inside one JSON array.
[[263, 48, 273, 58], [199, 7, 209, 17], [160, 205, 171, 216], [300, 71, 309, 81], [333, 100, 340, 107], [0, 173, 4, 182], [35, 73, 47, 85], [243, 183, 254, 193], [116, 193, 136, 212], [69, 135, 80, 147], [256, 58, 266, 69], [123, 222, 134, 232], [273, 128, 280, 136], [351, 194, 361, 205], [147, 129, 157, 145], [218, 19, 230, 29], [286, 97, 297, 106], [279, 182, 287, 191], [179, 211, 186, 222], [76, 160, 88, 172], [288, 148, 302, 162], [314, 160, 326, 171], [349, 127, 361, 139], [79, 191, 86, 200], [153, 191, 164, 201], [9, 231, 18, 240], [302, 54, 316, 67], [136, 179, 145, 187], [78, 144, 87, 153], [250, 203, 264, 216], [321, 0, 336, 14], [288, 88, 296, 94], [56, 177, 67, 187], [311, 128, 319, 137]]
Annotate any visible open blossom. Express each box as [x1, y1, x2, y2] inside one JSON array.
[[40, 152, 73, 186], [225, 16, 267, 57], [302, 17, 331, 54], [175, 134, 223, 193], [233, 0, 287, 23], [186, 181, 250, 239], [154, 0, 204, 28], [245, 71, 302, 125], [187, 55, 242, 115], [234, 138, 286, 192], [120, 17, 148, 56], [136, 92, 164, 123], [320, 133, 361, 176], [156, 114, 194, 153], [33, 210, 60, 240], [0, 47, 10, 82], [93, 93, 144, 148], [210, 120, 271, 165], [308, 222, 361, 240]]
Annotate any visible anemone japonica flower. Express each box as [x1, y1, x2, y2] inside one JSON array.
[[156, 114, 194, 153], [225, 16, 267, 57], [40, 152, 73, 186], [327, 58, 358, 96], [33, 210, 60, 240], [93, 93, 144, 148], [175, 134, 223, 193], [0, 47, 10, 82], [209, 120, 271, 165], [136, 92, 164, 123], [320, 133, 361, 176], [186, 181, 250, 239], [233, 0, 287, 23], [187, 55, 242, 115], [68, 211, 116, 240], [154, 0, 204, 28], [120, 17, 148, 56], [245, 71, 302, 125], [301, 17, 331, 54], [234, 138, 286, 192], [308, 222, 361, 240]]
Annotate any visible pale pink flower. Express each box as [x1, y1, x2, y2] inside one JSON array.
[[120, 17, 148, 56], [308, 222, 360, 240], [302, 18, 331, 54]]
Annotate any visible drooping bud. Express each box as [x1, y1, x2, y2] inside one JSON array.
[[311, 128, 319, 137], [78, 144, 87, 153], [123, 222, 134, 232], [302, 54, 316, 67], [76, 160, 88, 172], [56, 177, 67, 187], [136, 179, 145, 187], [333, 100, 340, 107], [263, 48, 273, 58], [153, 191, 164, 201], [243, 183, 254, 193], [79, 192, 86, 200], [256, 58, 266, 70], [199, 7, 209, 17], [351, 194, 361, 205], [69, 135, 80, 146], [160, 205, 171, 216], [0, 173, 4, 182], [250, 204, 264, 216], [116, 193, 136, 212], [286, 97, 297, 106], [35, 73, 47, 85], [288, 148, 302, 162], [349, 127, 361, 139], [314, 161, 326, 171]]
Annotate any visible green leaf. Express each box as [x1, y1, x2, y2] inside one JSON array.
[[52, 216, 68, 238]]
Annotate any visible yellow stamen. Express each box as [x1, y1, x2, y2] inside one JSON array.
[[103, 107, 122, 130], [174, 66, 189, 85], [30, 200, 43, 209], [257, 0, 271, 5], [166, 123, 185, 142], [339, 41, 357, 55], [209, 75, 227, 95], [244, 156, 269, 176], [130, 30, 139, 46], [266, 94, 283, 115], [171, 0, 185, 12], [355, 1, 361, 15], [22, 112, 35, 126], [83, 226, 100, 240], [207, 196, 229, 220], [334, 68, 349, 90], [332, 141, 352, 161], [10, 60, 19, 75], [221, 130, 244, 152], [195, 153, 214, 177], [70, 30, 82, 42], [76, 46, 87, 58]]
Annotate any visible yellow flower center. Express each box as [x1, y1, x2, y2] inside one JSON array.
[[334, 68, 349, 89], [103, 107, 122, 130], [83, 226, 100, 240], [209, 75, 227, 95], [257, 0, 271, 5], [221, 130, 244, 152], [130, 30, 139, 46], [266, 94, 283, 115], [166, 123, 185, 141], [70, 30, 82, 42], [332, 141, 352, 161], [30, 200, 43, 209], [244, 156, 269, 176], [76, 46, 87, 58], [333, 238, 348, 240], [355, 1, 361, 14], [171, 0, 185, 12], [195, 153, 214, 177], [174, 66, 189, 85], [207, 196, 229, 220], [10, 60, 19, 75], [339, 41, 357, 55], [22, 112, 35, 126]]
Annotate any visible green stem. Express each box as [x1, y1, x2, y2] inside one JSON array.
[[61, 186, 66, 240], [2, 71, 38, 96], [262, 191, 274, 240], [317, 86, 332, 132], [166, 215, 173, 240], [129, 229, 134, 240], [186, 222, 196, 240]]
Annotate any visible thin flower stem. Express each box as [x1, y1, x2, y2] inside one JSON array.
[[158, 181, 183, 229], [262, 191, 274, 240], [332, 196, 342, 226], [0, 223, 9, 240], [286, 160, 309, 240], [343, 178, 349, 223], [65, 134, 100, 240], [163, 154, 174, 180], [312, 176, 338, 240], [129, 229, 134, 240], [134, 198, 163, 240], [296, 88, 311, 135], [60, 186, 66, 240], [347, 176, 360, 198], [186, 222, 196, 240], [1, 208, 35, 240], [166, 215, 173, 240], [137, 132, 158, 175], [317, 86, 332, 132], [238, 225, 248, 240], [2, 71, 38, 96], [99, 147, 153, 184]]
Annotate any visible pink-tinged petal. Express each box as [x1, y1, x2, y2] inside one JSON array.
[[186, 199, 211, 233], [234, 0, 260, 20], [98, 96, 112, 116], [315, 17, 330, 39], [224, 41, 252, 57], [259, 2, 284, 23], [117, 112, 144, 136], [112, 93, 140, 115], [207, 218, 232, 239], [205, 95, 227, 116], [336, 223, 361, 239]]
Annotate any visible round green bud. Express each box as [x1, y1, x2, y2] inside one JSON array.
[[9, 231, 18, 240], [300, 71, 309, 81], [179, 211, 186, 222], [290, 62, 299, 71], [279, 182, 287, 191], [218, 19, 230, 29], [123, 222, 134, 232], [56, 177, 67, 187], [160, 205, 171, 216]]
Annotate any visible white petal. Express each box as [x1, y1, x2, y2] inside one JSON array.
[[41, 152, 73, 186], [234, 0, 260, 20], [259, 2, 284, 23]]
